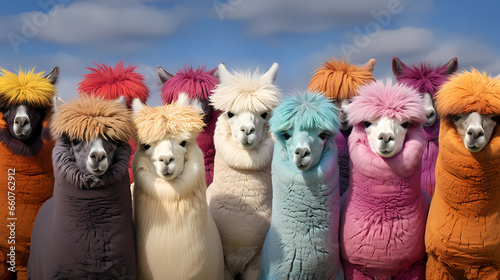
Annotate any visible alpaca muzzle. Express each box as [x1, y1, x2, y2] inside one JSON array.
[[13, 108, 32, 140], [87, 149, 108, 176], [293, 133, 313, 170]]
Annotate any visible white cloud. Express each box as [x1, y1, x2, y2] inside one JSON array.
[[0, 0, 188, 49], [213, 0, 426, 35], [308, 26, 500, 81]]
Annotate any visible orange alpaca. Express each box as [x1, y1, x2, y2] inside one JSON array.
[[0, 68, 58, 280], [426, 69, 500, 279]]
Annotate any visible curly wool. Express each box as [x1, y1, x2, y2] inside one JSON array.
[[348, 79, 426, 126], [0, 68, 56, 108], [160, 65, 218, 104], [77, 61, 149, 108], [134, 102, 205, 144], [435, 69, 500, 117], [51, 95, 133, 143], [308, 58, 375, 100], [210, 68, 281, 114]]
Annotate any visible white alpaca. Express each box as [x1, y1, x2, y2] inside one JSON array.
[[207, 63, 281, 279], [132, 100, 224, 280]]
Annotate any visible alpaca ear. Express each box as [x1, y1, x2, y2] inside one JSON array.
[[216, 63, 232, 84], [209, 63, 223, 76], [52, 95, 65, 114], [131, 98, 146, 115], [392, 57, 406, 77], [115, 96, 127, 107], [445, 58, 458, 75], [362, 59, 376, 73], [263, 62, 279, 83], [157, 66, 174, 84], [45, 66, 59, 85]]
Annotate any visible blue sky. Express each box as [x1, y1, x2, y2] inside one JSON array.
[[1, 0, 499, 106]]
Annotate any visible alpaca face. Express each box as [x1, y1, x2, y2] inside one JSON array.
[[422, 93, 437, 127], [140, 138, 188, 180], [71, 135, 118, 176], [364, 116, 410, 157], [177, 92, 213, 121], [279, 127, 332, 171], [334, 99, 351, 131], [453, 112, 497, 152], [226, 111, 269, 149], [2, 104, 45, 141]]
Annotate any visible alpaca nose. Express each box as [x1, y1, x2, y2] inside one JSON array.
[[467, 126, 484, 139], [89, 150, 106, 162], [240, 124, 255, 135], [294, 146, 311, 159], [159, 154, 174, 165], [378, 132, 394, 143], [14, 115, 29, 127], [426, 108, 436, 120]]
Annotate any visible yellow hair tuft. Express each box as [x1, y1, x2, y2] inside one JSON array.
[[0, 68, 56, 108]]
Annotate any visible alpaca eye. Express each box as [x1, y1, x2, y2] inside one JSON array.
[[401, 122, 410, 129], [453, 115, 461, 122], [318, 132, 329, 140], [492, 116, 498, 122], [227, 112, 234, 118], [260, 112, 268, 119], [180, 141, 187, 147], [282, 133, 291, 140], [143, 144, 151, 150], [71, 139, 81, 146], [363, 121, 372, 128]]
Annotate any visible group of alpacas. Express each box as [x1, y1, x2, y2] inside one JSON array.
[[0, 56, 499, 280]]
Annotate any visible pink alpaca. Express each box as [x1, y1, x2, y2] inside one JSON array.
[[340, 80, 430, 280], [158, 65, 219, 186], [392, 57, 457, 198]]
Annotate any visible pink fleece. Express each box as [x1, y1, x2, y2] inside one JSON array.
[[340, 124, 430, 279], [421, 121, 439, 198], [198, 110, 220, 186]]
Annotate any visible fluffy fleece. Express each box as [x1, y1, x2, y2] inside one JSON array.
[[260, 92, 344, 279], [160, 65, 220, 186], [0, 68, 56, 108], [133, 103, 223, 279], [207, 63, 280, 279], [77, 61, 149, 108], [0, 68, 56, 280], [77, 61, 149, 183], [394, 57, 457, 198], [341, 80, 429, 279], [50, 95, 133, 144], [425, 69, 500, 279], [28, 97, 136, 279], [308, 58, 376, 195]]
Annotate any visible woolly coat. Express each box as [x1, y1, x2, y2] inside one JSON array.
[[27, 139, 136, 279], [198, 110, 220, 186], [133, 142, 224, 280], [425, 122, 500, 279], [335, 129, 351, 196], [421, 122, 439, 198], [260, 136, 343, 279], [0, 115, 54, 280], [206, 116, 274, 278], [340, 126, 429, 280]]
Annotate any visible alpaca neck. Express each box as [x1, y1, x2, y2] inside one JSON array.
[[437, 121, 500, 212], [423, 120, 440, 141], [349, 125, 424, 207], [272, 142, 339, 231], [213, 116, 274, 171]]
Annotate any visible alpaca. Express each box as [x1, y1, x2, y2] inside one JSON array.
[[392, 56, 458, 198], [425, 69, 500, 280], [206, 63, 281, 279], [77, 61, 149, 183], [308, 58, 376, 196], [28, 96, 136, 279], [157, 64, 220, 186], [340, 80, 429, 280], [132, 100, 223, 280], [0, 67, 58, 280], [259, 92, 344, 279]]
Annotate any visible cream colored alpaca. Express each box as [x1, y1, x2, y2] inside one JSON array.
[[132, 99, 223, 280], [207, 63, 281, 280]]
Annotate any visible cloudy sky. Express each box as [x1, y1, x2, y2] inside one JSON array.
[[1, 0, 499, 106]]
